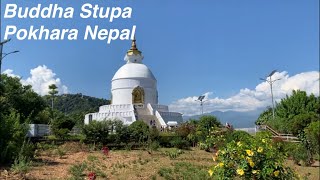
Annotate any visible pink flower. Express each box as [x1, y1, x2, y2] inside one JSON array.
[[88, 172, 96, 180], [102, 146, 109, 156]]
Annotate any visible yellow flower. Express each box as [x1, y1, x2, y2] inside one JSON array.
[[257, 147, 263, 153], [237, 141, 242, 147], [274, 170, 280, 177], [208, 169, 213, 176], [249, 161, 255, 168], [219, 162, 224, 167], [262, 139, 266, 143], [252, 170, 258, 174], [237, 169, 244, 176], [246, 150, 254, 156]]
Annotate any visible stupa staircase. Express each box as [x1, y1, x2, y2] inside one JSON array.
[[134, 105, 163, 129]]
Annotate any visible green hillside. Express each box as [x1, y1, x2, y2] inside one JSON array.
[[45, 93, 110, 114]]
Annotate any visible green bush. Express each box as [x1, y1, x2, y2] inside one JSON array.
[[170, 137, 190, 149], [0, 111, 31, 164], [158, 133, 178, 147], [11, 155, 32, 174], [304, 121, 320, 156], [69, 162, 87, 180], [209, 137, 297, 179], [51, 111, 75, 139], [149, 141, 160, 151], [164, 148, 184, 159], [158, 167, 174, 180], [287, 143, 309, 165], [226, 130, 253, 144], [82, 120, 110, 144], [128, 120, 150, 143]]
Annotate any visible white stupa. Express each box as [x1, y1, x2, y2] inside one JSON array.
[[84, 39, 182, 128]]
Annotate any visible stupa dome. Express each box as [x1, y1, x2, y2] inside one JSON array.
[[112, 63, 156, 81]]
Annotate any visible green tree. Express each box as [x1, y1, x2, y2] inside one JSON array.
[[196, 115, 222, 141], [50, 110, 75, 139], [255, 107, 272, 125], [256, 90, 319, 134], [48, 84, 58, 110], [1, 75, 46, 123]]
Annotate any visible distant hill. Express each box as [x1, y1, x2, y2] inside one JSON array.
[[183, 109, 265, 128], [46, 93, 110, 114]]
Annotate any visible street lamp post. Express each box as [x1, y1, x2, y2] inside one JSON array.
[[260, 70, 281, 120], [0, 39, 19, 82], [195, 95, 206, 115]]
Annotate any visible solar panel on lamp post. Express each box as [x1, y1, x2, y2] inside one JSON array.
[[260, 70, 281, 121], [195, 95, 206, 115]]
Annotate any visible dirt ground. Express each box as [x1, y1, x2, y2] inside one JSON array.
[[0, 142, 319, 180]]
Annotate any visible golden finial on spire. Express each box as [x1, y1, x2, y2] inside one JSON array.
[[127, 37, 141, 55]]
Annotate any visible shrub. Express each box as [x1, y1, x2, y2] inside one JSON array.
[[69, 162, 87, 180], [165, 148, 184, 159], [304, 121, 320, 156], [225, 130, 253, 144], [82, 121, 109, 144], [11, 155, 31, 174], [150, 126, 160, 141], [149, 141, 160, 151], [158, 133, 178, 147], [204, 127, 231, 151], [128, 120, 150, 143], [55, 147, 66, 158], [288, 143, 309, 165], [158, 167, 173, 180], [0, 111, 31, 164], [170, 137, 190, 149], [197, 115, 222, 141], [208, 137, 297, 179], [297, 132, 314, 166], [51, 112, 75, 139]]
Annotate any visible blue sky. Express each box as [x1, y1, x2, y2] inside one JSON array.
[[1, 0, 319, 113]]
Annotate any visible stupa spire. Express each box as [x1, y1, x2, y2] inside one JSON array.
[[127, 37, 141, 55]]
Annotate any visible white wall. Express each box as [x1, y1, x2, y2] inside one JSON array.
[[111, 78, 158, 105]]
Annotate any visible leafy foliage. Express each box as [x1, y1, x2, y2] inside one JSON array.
[[128, 120, 150, 143], [82, 120, 110, 144], [304, 121, 320, 156], [50, 110, 76, 139], [45, 93, 110, 124], [209, 135, 297, 179], [1, 75, 46, 123], [0, 111, 30, 164], [256, 90, 319, 134], [196, 115, 222, 142]]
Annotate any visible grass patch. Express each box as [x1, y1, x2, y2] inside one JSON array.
[[158, 161, 213, 180]]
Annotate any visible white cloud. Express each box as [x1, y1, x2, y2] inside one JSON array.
[[3, 69, 20, 78], [3, 65, 68, 96], [169, 71, 319, 116]]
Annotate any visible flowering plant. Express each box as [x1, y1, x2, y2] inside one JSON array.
[[208, 135, 297, 179], [102, 146, 109, 156], [88, 172, 96, 180]]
